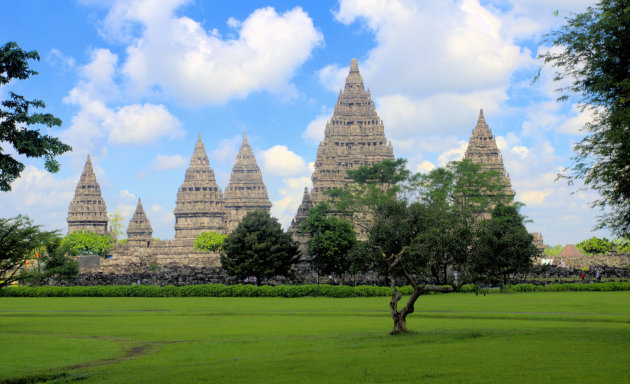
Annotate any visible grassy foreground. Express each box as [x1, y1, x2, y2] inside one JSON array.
[[1, 292, 629, 383]]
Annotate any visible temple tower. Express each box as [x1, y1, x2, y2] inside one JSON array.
[[463, 109, 516, 212], [223, 133, 272, 232], [67, 154, 109, 235], [290, 58, 394, 233], [173, 134, 225, 241], [127, 198, 152, 248]]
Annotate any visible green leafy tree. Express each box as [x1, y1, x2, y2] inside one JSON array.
[[538, 1, 630, 237], [330, 158, 515, 334], [221, 210, 300, 285], [194, 231, 228, 252], [23, 236, 79, 285], [577, 236, 613, 255], [63, 231, 112, 257], [543, 244, 564, 257], [0, 215, 58, 288], [108, 213, 125, 241], [472, 204, 536, 286], [0, 42, 72, 191], [301, 202, 357, 284]]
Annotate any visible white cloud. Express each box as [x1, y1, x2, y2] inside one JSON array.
[[119, 190, 136, 201], [211, 136, 241, 165], [518, 189, 553, 207], [271, 176, 312, 229], [260, 145, 308, 177], [302, 113, 329, 144], [557, 106, 595, 135], [150, 204, 175, 225], [105, 104, 183, 145], [101, 1, 323, 104], [437, 141, 468, 166], [511, 146, 529, 159], [150, 154, 187, 170], [416, 160, 436, 174], [112, 203, 135, 218]]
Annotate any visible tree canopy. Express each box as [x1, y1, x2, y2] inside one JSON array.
[[221, 210, 300, 285], [194, 231, 228, 252], [62, 231, 112, 257], [301, 202, 357, 283], [0, 215, 59, 288], [329, 158, 524, 334], [0, 42, 72, 191], [538, 1, 630, 237]]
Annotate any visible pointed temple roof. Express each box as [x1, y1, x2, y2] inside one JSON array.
[[288, 187, 313, 235], [67, 154, 109, 235], [290, 58, 394, 236], [309, 58, 394, 204], [173, 134, 225, 240], [127, 198, 152, 247], [464, 109, 515, 199], [224, 132, 272, 232]]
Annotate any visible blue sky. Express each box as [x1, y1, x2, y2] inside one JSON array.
[[1, 0, 609, 245]]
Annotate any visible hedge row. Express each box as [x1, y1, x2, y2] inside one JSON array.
[[459, 281, 630, 293], [1, 282, 628, 298], [0, 284, 414, 298]]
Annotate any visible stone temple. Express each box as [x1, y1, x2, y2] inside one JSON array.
[[289, 58, 394, 235], [67, 154, 109, 235]]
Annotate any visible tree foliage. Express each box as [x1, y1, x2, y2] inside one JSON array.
[[329, 158, 524, 334], [63, 231, 112, 257], [472, 204, 536, 286], [0, 42, 72, 191], [221, 210, 300, 285], [301, 202, 357, 282], [108, 213, 125, 241], [538, 1, 630, 236], [577, 236, 614, 255], [0, 215, 59, 288], [194, 231, 228, 252]]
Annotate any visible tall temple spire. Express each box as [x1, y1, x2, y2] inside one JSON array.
[[127, 198, 152, 248], [67, 154, 109, 235], [224, 132, 272, 232], [173, 134, 225, 241], [464, 109, 515, 208], [290, 58, 394, 237]]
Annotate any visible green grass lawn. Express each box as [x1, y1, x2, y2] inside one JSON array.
[[1, 292, 629, 383]]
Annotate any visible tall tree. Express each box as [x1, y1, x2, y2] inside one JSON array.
[[0, 42, 72, 191], [301, 202, 357, 284], [538, 1, 630, 237], [0, 215, 59, 288], [331, 159, 517, 334], [221, 210, 300, 285]]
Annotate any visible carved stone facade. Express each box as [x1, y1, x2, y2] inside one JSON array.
[[464, 109, 516, 203], [173, 134, 225, 242], [66, 155, 109, 235], [127, 198, 152, 248], [289, 58, 394, 235], [224, 133, 272, 232]]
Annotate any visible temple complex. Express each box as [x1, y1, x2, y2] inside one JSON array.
[[224, 133, 272, 232], [289, 58, 394, 235], [173, 134, 225, 242], [126, 198, 152, 248], [66, 155, 109, 235]]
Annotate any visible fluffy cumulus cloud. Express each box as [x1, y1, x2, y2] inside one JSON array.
[[149, 154, 188, 170], [0, 166, 78, 232], [100, 0, 323, 104], [270, 176, 312, 229], [302, 112, 330, 145], [260, 145, 308, 177], [61, 48, 183, 156]]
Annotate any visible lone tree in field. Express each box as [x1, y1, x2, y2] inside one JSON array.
[[0, 215, 59, 288], [221, 210, 300, 285], [538, 1, 630, 237], [330, 159, 515, 334], [0, 42, 71, 191]]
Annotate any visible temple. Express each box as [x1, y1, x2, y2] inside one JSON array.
[[224, 133, 272, 232], [126, 198, 152, 248], [66, 155, 109, 235], [289, 58, 394, 235]]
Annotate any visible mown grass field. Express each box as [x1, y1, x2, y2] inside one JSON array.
[[1, 292, 629, 383]]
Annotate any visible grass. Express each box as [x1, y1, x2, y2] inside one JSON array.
[[1, 292, 629, 383]]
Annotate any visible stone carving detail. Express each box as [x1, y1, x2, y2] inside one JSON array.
[[67, 154, 109, 235], [224, 133, 272, 232], [173, 133, 225, 242], [290, 58, 394, 233], [127, 198, 153, 248], [464, 109, 516, 204]]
